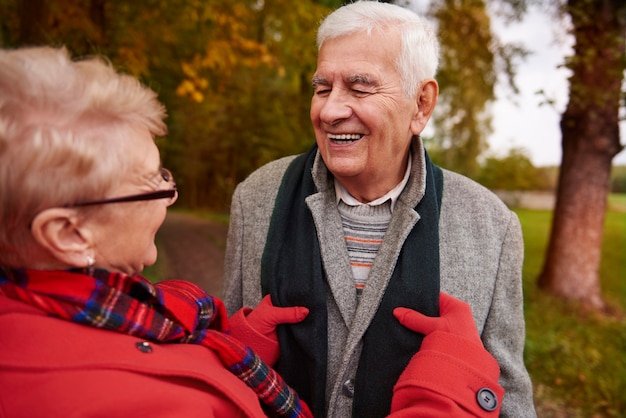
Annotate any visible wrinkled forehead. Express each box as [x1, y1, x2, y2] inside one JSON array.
[[315, 30, 402, 78]]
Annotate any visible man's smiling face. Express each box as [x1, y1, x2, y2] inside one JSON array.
[[310, 29, 420, 202]]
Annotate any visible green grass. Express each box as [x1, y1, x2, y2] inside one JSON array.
[[516, 205, 625, 417], [608, 193, 626, 213]]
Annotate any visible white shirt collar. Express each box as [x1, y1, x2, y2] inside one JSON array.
[[334, 154, 412, 213]]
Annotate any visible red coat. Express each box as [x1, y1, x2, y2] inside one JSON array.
[[1, 294, 503, 417], [389, 330, 504, 417], [0, 296, 267, 417]]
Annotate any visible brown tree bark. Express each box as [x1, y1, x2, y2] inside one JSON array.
[[538, 0, 625, 309]]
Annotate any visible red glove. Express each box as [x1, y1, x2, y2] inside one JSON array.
[[393, 292, 481, 343], [229, 295, 309, 365], [389, 293, 504, 417]]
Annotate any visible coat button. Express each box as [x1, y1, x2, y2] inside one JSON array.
[[342, 379, 355, 398], [476, 388, 498, 411], [135, 341, 153, 353]]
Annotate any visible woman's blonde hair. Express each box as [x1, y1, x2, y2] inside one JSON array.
[[0, 46, 167, 264]]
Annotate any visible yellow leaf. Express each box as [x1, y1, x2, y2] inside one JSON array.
[[192, 91, 204, 103]]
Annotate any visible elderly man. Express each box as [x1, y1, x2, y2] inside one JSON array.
[[223, 1, 536, 417]]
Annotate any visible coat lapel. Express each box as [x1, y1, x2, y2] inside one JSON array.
[[306, 193, 357, 329]]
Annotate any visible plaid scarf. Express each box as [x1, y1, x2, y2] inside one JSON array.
[[0, 266, 312, 418]]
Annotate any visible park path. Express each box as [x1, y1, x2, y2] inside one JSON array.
[[155, 212, 228, 297]]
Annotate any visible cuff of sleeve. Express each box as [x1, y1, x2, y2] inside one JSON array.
[[228, 308, 279, 365], [393, 331, 504, 416]]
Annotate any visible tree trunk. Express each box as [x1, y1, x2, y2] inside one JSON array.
[[538, 0, 625, 309]]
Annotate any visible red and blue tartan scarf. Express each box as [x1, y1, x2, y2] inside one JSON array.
[[0, 266, 312, 418]]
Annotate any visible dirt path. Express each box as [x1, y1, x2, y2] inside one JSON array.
[[155, 212, 228, 297]]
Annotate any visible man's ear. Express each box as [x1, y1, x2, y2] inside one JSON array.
[[30, 208, 92, 267], [410, 79, 439, 135]]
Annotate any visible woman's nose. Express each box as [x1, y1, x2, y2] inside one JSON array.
[[167, 189, 178, 207]]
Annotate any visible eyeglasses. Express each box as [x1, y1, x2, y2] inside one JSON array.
[[64, 168, 177, 208]]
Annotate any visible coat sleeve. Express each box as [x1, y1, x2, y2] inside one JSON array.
[[389, 293, 504, 417], [388, 331, 504, 417], [228, 306, 279, 366], [480, 211, 536, 417], [439, 170, 536, 417]]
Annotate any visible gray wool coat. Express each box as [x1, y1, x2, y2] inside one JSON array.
[[222, 138, 536, 418]]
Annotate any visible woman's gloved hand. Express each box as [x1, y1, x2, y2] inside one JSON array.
[[393, 292, 480, 343], [246, 295, 309, 340], [389, 293, 504, 417], [229, 295, 308, 365]]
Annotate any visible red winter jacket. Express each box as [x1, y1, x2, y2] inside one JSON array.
[[389, 330, 504, 417], [0, 295, 267, 417], [1, 292, 503, 417]]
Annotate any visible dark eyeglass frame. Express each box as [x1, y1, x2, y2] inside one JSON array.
[[63, 167, 177, 207], [64, 188, 177, 207]]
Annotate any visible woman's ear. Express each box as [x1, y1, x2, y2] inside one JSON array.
[[30, 208, 93, 267], [410, 79, 439, 135]]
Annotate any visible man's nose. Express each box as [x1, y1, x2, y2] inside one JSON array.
[[319, 89, 353, 124]]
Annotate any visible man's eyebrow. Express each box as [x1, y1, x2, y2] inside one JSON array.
[[311, 75, 328, 87], [311, 74, 378, 88], [346, 74, 377, 86]]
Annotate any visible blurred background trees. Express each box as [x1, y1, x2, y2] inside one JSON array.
[[428, 0, 498, 178], [1, 0, 624, 308], [0, 0, 332, 209], [0, 0, 559, 211]]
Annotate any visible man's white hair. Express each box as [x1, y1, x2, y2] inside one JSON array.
[[317, 0, 440, 97]]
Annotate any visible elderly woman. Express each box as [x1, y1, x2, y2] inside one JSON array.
[[0, 45, 504, 418], [0, 45, 312, 418]]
